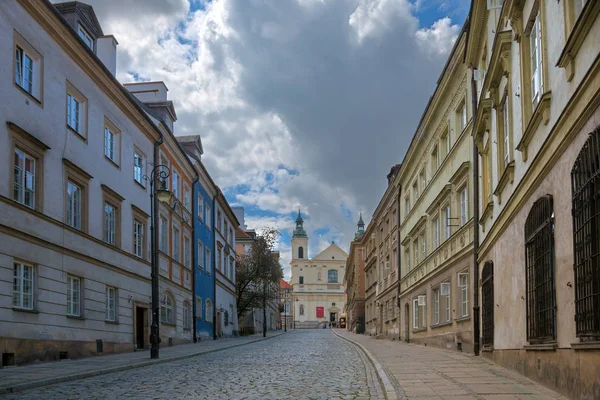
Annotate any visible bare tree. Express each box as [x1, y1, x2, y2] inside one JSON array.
[[236, 228, 282, 320]]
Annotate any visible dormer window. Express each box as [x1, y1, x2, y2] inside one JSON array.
[[78, 25, 94, 50]]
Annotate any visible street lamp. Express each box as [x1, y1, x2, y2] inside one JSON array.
[[295, 297, 299, 329], [144, 165, 172, 359]]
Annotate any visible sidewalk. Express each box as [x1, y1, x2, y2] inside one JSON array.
[[334, 330, 568, 400], [0, 331, 285, 395]]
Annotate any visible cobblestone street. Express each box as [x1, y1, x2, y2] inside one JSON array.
[[0, 330, 373, 400]]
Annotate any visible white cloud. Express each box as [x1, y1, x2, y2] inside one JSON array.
[[416, 17, 460, 57]]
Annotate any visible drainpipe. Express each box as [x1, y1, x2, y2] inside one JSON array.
[[213, 193, 218, 340], [396, 184, 402, 341], [470, 66, 481, 356], [191, 176, 199, 343], [151, 133, 164, 355]]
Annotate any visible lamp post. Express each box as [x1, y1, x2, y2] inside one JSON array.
[[295, 297, 299, 329], [144, 165, 172, 359], [284, 292, 287, 332]]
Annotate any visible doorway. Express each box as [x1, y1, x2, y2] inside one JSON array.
[[216, 310, 222, 337], [330, 312, 336, 323], [404, 303, 410, 343], [135, 306, 146, 349]]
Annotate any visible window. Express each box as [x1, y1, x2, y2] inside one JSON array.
[[183, 236, 191, 267], [420, 232, 426, 260], [217, 248, 222, 272], [183, 302, 191, 329], [197, 241, 204, 269], [420, 169, 426, 190], [67, 276, 81, 317], [386, 301, 390, 321], [198, 195, 204, 220], [412, 297, 426, 329], [432, 217, 440, 248], [229, 228, 233, 245], [14, 32, 43, 101], [405, 196, 411, 215], [172, 170, 180, 199], [413, 239, 419, 266], [196, 296, 203, 319], [458, 272, 469, 318], [486, 0, 503, 10], [217, 210, 222, 232], [206, 203, 211, 228], [224, 221, 229, 242], [572, 128, 600, 338], [13, 262, 34, 310], [13, 148, 36, 208], [78, 25, 93, 49], [105, 128, 116, 162], [104, 203, 117, 245], [328, 269, 338, 283], [502, 99, 511, 168], [298, 246, 304, 259], [134, 151, 145, 186], [66, 95, 80, 132], [431, 146, 439, 172], [442, 128, 451, 157], [206, 248, 211, 274], [443, 205, 451, 240], [525, 196, 556, 342], [413, 181, 419, 200], [184, 186, 191, 210], [405, 247, 411, 271], [106, 286, 117, 322], [459, 101, 467, 132], [482, 261, 494, 346], [67, 181, 82, 229], [133, 219, 145, 258], [159, 216, 168, 253], [442, 283, 451, 322], [206, 299, 213, 322], [530, 12, 543, 108], [230, 256, 235, 281], [173, 227, 181, 262], [300, 304, 305, 315], [460, 186, 469, 226], [433, 289, 440, 325], [299, 276, 304, 284], [161, 292, 174, 324]]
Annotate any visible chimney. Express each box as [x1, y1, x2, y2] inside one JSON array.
[[97, 35, 118, 76]]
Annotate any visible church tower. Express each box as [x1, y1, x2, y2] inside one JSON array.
[[291, 209, 308, 260], [354, 212, 365, 240]]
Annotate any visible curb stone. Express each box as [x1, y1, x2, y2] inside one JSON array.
[[331, 329, 399, 400], [0, 332, 286, 395]]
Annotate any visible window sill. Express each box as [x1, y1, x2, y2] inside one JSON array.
[[479, 201, 494, 227], [134, 179, 147, 191], [430, 321, 453, 329], [482, 346, 494, 352], [412, 328, 427, 333], [13, 307, 39, 314], [524, 343, 557, 351], [104, 155, 120, 169], [455, 315, 470, 323], [516, 91, 552, 162], [67, 315, 85, 320], [493, 161, 515, 205], [571, 341, 600, 351], [15, 83, 42, 107], [105, 320, 119, 325], [162, 322, 176, 327], [67, 125, 87, 142]]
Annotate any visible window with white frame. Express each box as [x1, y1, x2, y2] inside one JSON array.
[[65, 82, 87, 138], [105, 286, 117, 322], [198, 241, 204, 269], [413, 239, 419, 265], [458, 272, 469, 317], [67, 275, 81, 317], [104, 202, 116, 245], [198, 195, 204, 220], [445, 128, 451, 155], [134, 151, 144, 186], [77, 25, 94, 49], [441, 281, 451, 322], [184, 186, 191, 210], [173, 227, 181, 262], [159, 216, 168, 253], [196, 296, 202, 319], [13, 148, 36, 208], [172, 170, 180, 199], [413, 181, 419, 200], [13, 262, 34, 310], [502, 99, 510, 168], [443, 205, 451, 240], [433, 289, 440, 325], [413, 297, 426, 329], [134, 219, 144, 258], [431, 146, 439, 171], [420, 168, 426, 190], [405, 247, 411, 270], [459, 101, 467, 132], [405, 196, 411, 216], [224, 221, 229, 241], [160, 292, 174, 324], [104, 127, 117, 163], [230, 256, 235, 281], [217, 210, 222, 231], [420, 232, 426, 260], [206, 248, 211, 274], [205, 298, 213, 322], [67, 94, 81, 132], [184, 236, 191, 267], [224, 256, 228, 277], [183, 302, 191, 329], [206, 203, 212, 228], [573, 0, 587, 21], [432, 216, 440, 248], [67, 181, 82, 229], [217, 248, 222, 272], [15, 46, 34, 94], [14, 35, 42, 101], [460, 186, 469, 226], [530, 11, 543, 108]]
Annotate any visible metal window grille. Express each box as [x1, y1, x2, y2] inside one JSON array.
[[482, 261, 494, 347], [524, 195, 556, 343], [571, 127, 600, 339]]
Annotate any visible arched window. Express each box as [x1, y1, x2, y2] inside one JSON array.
[[205, 298, 213, 322], [525, 196, 556, 342], [298, 246, 304, 259], [160, 292, 174, 324], [183, 301, 191, 330], [328, 269, 338, 283], [481, 261, 494, 347], [299, 304, 305, 315], [571, 127, 600, 338]]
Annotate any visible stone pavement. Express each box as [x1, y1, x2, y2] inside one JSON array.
[[334, 330, 570, 400], [0, 331, 285, 395], [0, 330, 374, 400]]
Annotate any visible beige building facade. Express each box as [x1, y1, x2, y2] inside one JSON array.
[[290, 211, 347, 328], [466, 1, 600, 399], [343, 215, 366, 333]]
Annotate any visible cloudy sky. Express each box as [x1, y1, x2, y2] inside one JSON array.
[[72, 0, 469, 279]]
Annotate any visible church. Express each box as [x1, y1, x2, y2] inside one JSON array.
[[290, 211, 348, 328]]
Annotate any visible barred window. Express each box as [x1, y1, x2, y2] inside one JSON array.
[[524, 196, 556, 343], [571, 127, 600, 339], [482, 261, 494, 347]]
